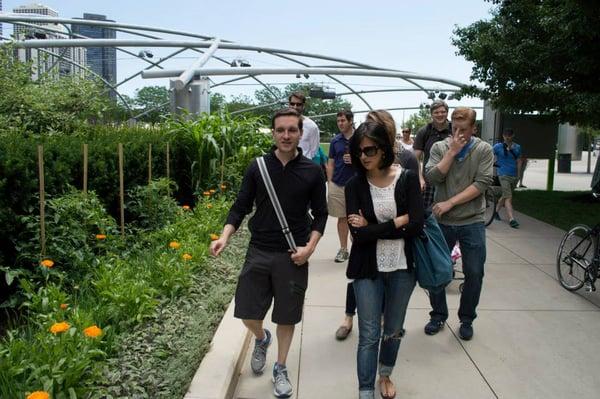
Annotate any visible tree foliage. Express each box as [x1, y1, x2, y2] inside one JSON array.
[[453, 0, 600, 127], [0, 45, 112, 134], [133, 85, 170, 123], [402, 108, 431, 133], [211, 83, 353, 138]]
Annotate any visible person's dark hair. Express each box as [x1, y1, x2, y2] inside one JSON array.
[[336, 109, 354, 121], [349, 121, 395, 175], [503, 129, 514, 136], [288, 91, 306, 104], [271, 108, 303, 130]]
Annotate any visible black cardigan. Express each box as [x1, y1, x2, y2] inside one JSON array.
[[344, 169, 424, 279]]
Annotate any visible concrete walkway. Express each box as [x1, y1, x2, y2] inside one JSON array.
[[231, 214, 600, 399]]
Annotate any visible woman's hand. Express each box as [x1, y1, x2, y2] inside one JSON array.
[[348, 210, 367, 227], [393, 214, 409, 228]]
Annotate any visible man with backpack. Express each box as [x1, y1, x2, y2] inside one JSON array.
[[493, 129, 522, 228]]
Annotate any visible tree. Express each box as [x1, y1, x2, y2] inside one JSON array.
[[133, 85, 170, 123], [452, 0, 600, 128], [402, 108, 431, 133], [0, 44, 112, 134]]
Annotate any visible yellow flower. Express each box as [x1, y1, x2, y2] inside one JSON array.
[[83, 325, 103, 338], [95, 234, 107, 240], [40, 259, 54, 268], [50, 321, 70, 334], [59, 303, 68, 310], [206, 204, 213, 209], [202, 191, 211, 197], [169, 241, 181, 249], [209, 189, 216, 194], [182, 253, 192, 261], [210, 233, 219, 241], [27, 391, 50, 399], [220, 183, 227, 190], [182, 205, 190, 210]]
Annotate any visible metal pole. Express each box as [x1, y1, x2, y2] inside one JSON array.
[[175, 39, 220, 90]]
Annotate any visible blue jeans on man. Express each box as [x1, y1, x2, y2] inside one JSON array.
[[353, 270, 415, 395], [428, 222, 486, 324]]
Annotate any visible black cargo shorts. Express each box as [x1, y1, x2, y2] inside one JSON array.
[[234, 245, 308, 325]]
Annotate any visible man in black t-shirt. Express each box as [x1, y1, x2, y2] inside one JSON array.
[[413, 100, 452, 209]]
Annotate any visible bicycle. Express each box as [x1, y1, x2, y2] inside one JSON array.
[[483, 185, 499, 227], [556, 223, 600, 292]]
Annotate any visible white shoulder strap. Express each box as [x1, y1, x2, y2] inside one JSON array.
[[257, 156, 297, 252]]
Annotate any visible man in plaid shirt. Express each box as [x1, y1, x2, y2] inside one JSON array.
[[414, 100, 452, 209]]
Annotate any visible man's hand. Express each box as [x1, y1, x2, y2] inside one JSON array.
[[449, 133, 468, 156], [210, 237, 228, 257], [432, 200, 454, 218], [290, 245, 314, 266]]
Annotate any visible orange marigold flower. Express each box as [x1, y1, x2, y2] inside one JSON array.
[[50, 321, 70, 334], [182, 253, 192, 261], [202, 191, 211, 197], [206, 204, 213, 209], [83, 325, 103, 338], [210, 233, 219, 241], [27, 391, 50, 399], [220, 183, 227, 190], [182, 205, 190, 210], [40, 259, 54, 268], [60, 303, 68, 310], [95, 234, 107, 240], [209, 189, 216, 194], [169, 241, 181, 249]]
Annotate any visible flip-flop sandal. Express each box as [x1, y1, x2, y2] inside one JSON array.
[[335, 325, 352, 340], [379, 379, 396, 399]]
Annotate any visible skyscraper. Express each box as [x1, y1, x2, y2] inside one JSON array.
[[1, 0, 3, 38], [13, 3, 86, 79], [71, 13, 117, 86]]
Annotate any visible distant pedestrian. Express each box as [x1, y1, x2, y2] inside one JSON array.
[[493, 129, 522, 228], [210, 108, 327, 398], [346, 121, 424, 399], [288, 91, 321, 161], [327, 110, 357, 341], [398, 127, 414, 152], [414, 100, 452, 209]]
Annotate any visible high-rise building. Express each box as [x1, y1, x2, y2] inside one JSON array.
[[1, 0, 4, 38], [13, 3, 86, 79], [71, 13, 117, 86]]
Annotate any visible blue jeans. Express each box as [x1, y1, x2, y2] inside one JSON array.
[[429, 222, 486, 323], [353, 270, 416, 393]]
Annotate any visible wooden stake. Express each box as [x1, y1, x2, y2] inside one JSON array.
[[83, 143, 88, 194], [37, 145, 46, 257], [148, 143, 152, 183], [118, 143, 125, 237], [166, 142, 170, 180]]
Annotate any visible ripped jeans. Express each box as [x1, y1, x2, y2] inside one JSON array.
[[353, 270, 415, 393]]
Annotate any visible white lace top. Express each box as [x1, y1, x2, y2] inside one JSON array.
[[368, 167, 407, 272]]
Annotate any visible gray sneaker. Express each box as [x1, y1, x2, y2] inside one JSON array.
[[272, 363, 293, 398], [334, 248, 349, 263], [250, 329, 271, 375]]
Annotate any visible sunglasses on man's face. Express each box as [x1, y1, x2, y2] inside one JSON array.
[[355, 145, 379, 157], [289, 102, 304, 107]]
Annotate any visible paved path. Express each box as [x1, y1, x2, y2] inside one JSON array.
[[233, 212, 600, 399]]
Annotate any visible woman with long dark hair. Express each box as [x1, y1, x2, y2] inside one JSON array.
[[345, 121, 424, 399]]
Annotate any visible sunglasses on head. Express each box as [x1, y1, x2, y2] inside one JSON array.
[[355, 145, 379, 157]]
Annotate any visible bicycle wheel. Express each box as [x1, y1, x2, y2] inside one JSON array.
[[556, 224, 595, 291], [484, 188, 497, 227]]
